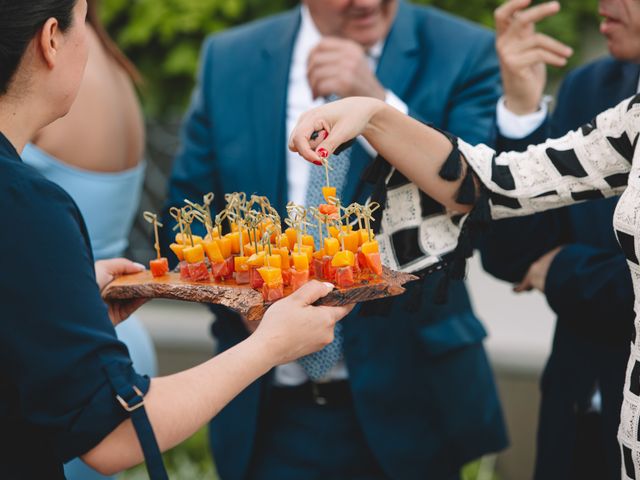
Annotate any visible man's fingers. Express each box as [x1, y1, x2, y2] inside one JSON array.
[[516, 49, 569, 68], [307, 50, 344, 76], [289, 280, 335, 305], [528, 33, 573, 58], [312, 36, 360, 54], [495, 0, 532, 32], [511, 1, 561, 29]]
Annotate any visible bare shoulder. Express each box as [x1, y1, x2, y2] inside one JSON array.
[[33, 27, 145, 173]]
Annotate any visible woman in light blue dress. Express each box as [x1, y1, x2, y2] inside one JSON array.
[[22, 1, 156, 478]]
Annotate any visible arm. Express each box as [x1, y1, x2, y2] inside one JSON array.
[[545, 245, 634, 339], [291, 95, 637, 217], [5, 178, 350, 475], [479, 213, 568, 282], [83, 282, 349, 474]]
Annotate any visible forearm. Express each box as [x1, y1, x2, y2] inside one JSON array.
[[364, 103, 471, 212], [83, 336, 273, 475]]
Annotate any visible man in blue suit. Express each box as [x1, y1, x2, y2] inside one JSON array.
[[162, 1, 506, 478], [482, 0, 640, 478]]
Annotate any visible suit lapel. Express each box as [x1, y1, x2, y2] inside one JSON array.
[[342, 1, 420, 205], [252, 10, 301, 214], [621, 61, 640, 98]]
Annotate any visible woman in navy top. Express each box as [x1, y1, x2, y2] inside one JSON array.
[[0, 2, 350, 478]]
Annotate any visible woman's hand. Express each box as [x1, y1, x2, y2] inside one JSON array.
[[95, 258, 148, 326], [250, 281, 354, 366], [288, 96, 385, 165]]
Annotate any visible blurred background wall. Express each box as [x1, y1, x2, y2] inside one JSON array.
[[103, 1, 607, 478]]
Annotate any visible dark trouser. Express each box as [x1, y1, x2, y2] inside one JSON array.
[[246, 381, 388, 480], [534, 322, 628, 480], [245, 381, 461, 480]]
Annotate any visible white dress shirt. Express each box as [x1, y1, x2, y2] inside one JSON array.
[[277, 6, 408, 386], [496, 75, 640, 138]]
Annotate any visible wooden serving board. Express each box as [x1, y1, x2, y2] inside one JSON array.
[[103, 267, 417, 321]]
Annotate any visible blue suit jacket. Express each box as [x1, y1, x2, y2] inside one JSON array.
[[162, 3, 507, 479], [482, 58, 640, 480]]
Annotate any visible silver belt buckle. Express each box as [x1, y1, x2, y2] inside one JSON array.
[[311, 383, 328, 406]]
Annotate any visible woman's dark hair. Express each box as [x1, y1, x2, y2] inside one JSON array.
[[0, 0, 77, 95], [87, 0, 141, 84]]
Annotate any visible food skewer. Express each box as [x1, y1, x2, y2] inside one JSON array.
[[143, 211, 169, 278]]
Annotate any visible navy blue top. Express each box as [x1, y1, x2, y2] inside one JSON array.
[[0, 132, 149, 478]]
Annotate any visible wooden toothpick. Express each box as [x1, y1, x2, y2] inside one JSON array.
[[143, 211, 163, 259]]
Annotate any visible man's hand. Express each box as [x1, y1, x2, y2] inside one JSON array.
[[307, 37, 386, 101], [96, 258, 148, 326], [514, 246, 563, 293], [495, 0, 573, 115]]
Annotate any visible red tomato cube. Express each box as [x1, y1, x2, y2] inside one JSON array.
[[357, 249, 368, 272], [282, 269, 292, 287], [150, 257, 169, 278], [335, 266, 355, 288], [261, 283, 284, 302], [179, 261, 191, 280], [313, 258, 324, 280], [188, 261, 211, 282], [365, 252, 383, 276], [322, 256, 336, 282], [250, 266, 265, 289], [291, 268, 310, 291], [235, 270, 250, 285]]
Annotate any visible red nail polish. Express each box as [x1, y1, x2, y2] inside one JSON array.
[[313, 160, 323, 166], [317, 148, 329, 158]]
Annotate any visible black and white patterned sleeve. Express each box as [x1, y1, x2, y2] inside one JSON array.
[[459, 94, 640, 220], [372, 95, 638, 296]]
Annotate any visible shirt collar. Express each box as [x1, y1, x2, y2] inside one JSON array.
[[0, 131, 21, 162], [298, 6, 385, 62]]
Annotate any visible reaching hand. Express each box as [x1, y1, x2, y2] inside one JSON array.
[[495, 0, 573, 115], [95, 258, 148, 325], [307, 37, 386, 100], [514, 246, 563, 293], [289, 96, 385, 164], [252, 281, 354, 366]]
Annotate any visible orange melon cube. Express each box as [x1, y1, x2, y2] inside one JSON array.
[[331, 250, 356, 268], [361, 241, 379, 255], [322, 186, 337, 204], [170, 243, 185, 262], [292, 252, 309, 271], [324, 237, 340, 256], [183, 244, 205, 264], [257, 266, 283, 286], [216, 237, 232, 258]]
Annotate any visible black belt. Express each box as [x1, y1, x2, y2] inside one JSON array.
[[272, 380, 352, 407]]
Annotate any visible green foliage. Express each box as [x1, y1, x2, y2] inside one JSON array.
[[101, 0, 600, 117], [120, 427, 499, 480]]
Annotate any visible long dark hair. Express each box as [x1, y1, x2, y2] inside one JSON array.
[[87, 0, 142, 84], [0, 0, 77, 95]]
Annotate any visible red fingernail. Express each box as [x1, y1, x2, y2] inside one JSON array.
[[320, 130, 328, 140], [313, 160, 323, 166], [318, 148, 329, 158]]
